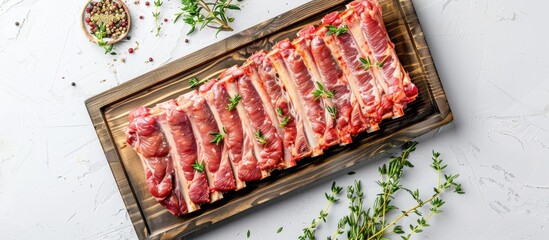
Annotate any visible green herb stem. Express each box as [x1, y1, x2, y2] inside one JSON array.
[[153, 0, 163, 36], [175, 0, 240, 36], [367, 193, 438, 240], [299, 182, 342, 240], [197, 0, 233, 31]]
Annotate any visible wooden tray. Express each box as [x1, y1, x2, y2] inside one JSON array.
[[85, 0, 452, 239]]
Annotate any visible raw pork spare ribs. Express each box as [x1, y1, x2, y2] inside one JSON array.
[[125, 0, 418, 216]]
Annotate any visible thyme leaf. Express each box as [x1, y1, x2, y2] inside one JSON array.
[[312, 82, 334, 101], [227, 94, 241, 111], [189, 77, 207, 88], [210, 127, 226, 145], [325, 24, 348, 37], [191, 160, 205, 173], [299, 181, 342, 240], [360, 57, 372, 71], [254, 130, 268, 145], [279, 115, 290, 128], [276, 107, 290, 128], [175, 0, 241, 37], [310, 142, 464, 240], [153, 0, 163, 36], [326, 105, 337, 119]]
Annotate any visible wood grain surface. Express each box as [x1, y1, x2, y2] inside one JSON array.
[[85, 0, 452, 239]]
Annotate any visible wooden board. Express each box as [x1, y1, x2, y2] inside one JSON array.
[[85, 0, 452, 239]]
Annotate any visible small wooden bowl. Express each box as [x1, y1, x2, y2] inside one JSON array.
[[80, 0, 131, 45]]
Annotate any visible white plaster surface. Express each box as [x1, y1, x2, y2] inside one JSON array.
[[0, 0, 548, 239]]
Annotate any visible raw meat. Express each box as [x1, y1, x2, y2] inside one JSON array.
[[320, 11, 386, 131], [125, 0, 417, 217], [249, 51, 311, 167], [270, 39, 326, 156], [293, 33, 340, 147], [238, 62, 284, 170], [297, 25, 366, 144], [153, 100, 209, 212], [346, 0, 418, 116], [219, 66, 269, 180], [200, 79, 247, 189], [126, 107, 186, 216], [177, 92, 236, 202]]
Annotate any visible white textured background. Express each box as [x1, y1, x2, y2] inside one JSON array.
[[1, 0, 548, 239]]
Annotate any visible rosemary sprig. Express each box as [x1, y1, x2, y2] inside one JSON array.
[[95, 24, 114, 54], [191, 160, 205, 173], [276, 107, 290, 128], [312, 82, 334, 101], [360, 57, 372, 71], [254, 130, 268, 145], [325, 24, 348, 37], [210, 127, 226, 145], [299, 182, 343, 240], [189, 77, 207, 88], [174, 0, 241, 37], [227, 94, 241, 111], [153, 0, 163, 36], [326, 105, 337, 119]]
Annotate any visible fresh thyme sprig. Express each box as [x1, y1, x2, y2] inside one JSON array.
[[360, 57, 372, 71], [153, 0, 163, 36], [254, 130, 268, 145], [325, 24, 348, 37], [174, 0, 241, 37], [311, 142, 464, 240], [326, 105, 337, 119], [276, 107, 290, 128], [210, 127, 226, 145], [312, 82, 334, 101], [227, 94, 241, 111], [299, 182, 343, 240], [95, 24, 114, 54], [192, 160, 205, 173], [189, 77, 207, 88], [369, 158, 463, 240]]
